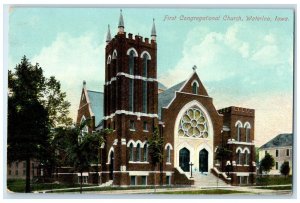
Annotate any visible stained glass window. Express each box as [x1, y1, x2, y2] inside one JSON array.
[[178, 107, 209, 138]]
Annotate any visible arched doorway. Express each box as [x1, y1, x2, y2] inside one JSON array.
[[109, 151, 114, 180], [179, 148, 190, 172], [199, 149, 208, 172]]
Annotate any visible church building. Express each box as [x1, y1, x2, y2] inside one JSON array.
[[76, 10, 256, 186]]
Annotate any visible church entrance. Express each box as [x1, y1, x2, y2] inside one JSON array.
[[199, 149, 208, 172], [179, 148, 190, 172], [109, 151, 114, 180]]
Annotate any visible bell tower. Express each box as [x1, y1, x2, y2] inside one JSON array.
[[102, 10, 158, 185]]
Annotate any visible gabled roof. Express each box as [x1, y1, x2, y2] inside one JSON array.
[[158, 82, 167, 90], [87, 90, 104, 126], [158, 81, 185, 118], [260, 133, 293, 149]]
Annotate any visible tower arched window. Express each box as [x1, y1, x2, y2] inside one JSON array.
[[235, 122, 242, 142], [129, 50, 135, 75], [142, 54, 148, 77], [192, 82, 198, 94], [245, 151, 249, 165], [143, 145, 148, 162], [129, 143, 134, 161], [245, 123, 251, 143], [237, 149, 242, 165], [166, 146, 171, 163], [136, 143, 141, 161]]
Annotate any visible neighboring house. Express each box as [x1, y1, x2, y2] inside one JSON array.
[[258, 133, 293, 175], [7, 160, 39, 180]]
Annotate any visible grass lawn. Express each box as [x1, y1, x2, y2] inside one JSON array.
[[157, 189, 247, 195], [256, 176, 292, 186], [7, 179, 97, 193]]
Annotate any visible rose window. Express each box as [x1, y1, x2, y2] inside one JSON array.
[[178, 107, 209, 138]]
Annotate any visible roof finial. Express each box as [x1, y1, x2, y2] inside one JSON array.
[[83, 80, 86, 88], [106, 24, 111, 44], [118, 9, 124, 34], [151, 18, 157, 41], [192, 65, 197, 72]]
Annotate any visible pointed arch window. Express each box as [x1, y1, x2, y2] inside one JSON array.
[[129, 143, 134, 161], [129, 50, 135, 75], [142, 54, 148, 77], [245, 151, 249, 165], [192, 82, 198, 94], [236, 122, 242, 142], [166, 146, 171, 163], [143, 145, 148, 162], [245, 123, 251, 143], [136, 143, 141, 161], [237, 149, 242, 165]]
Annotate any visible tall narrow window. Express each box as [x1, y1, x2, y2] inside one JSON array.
[[166, 146, 171, 163], [245, 151, 249, 165], [245, 127, 250, 142], [129, 50, 135, 75], [136, 143, 141, 161], [286, 149, 290, 156], [129, 79, 134, 111], [143, 145, 148, 162], [276, 149, 279, 157], [237, 150, 242, 165], [129, 143, 134, 161], [142, 54, 148, 77], [236, 124, 242, 141], [192, 82, 198, 94], [142, 81, 147, 113]]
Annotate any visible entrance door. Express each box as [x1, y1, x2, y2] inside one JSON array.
[[199, 149, 208, 172], [109, 151, 114, 180], [179, 148, 190, 172]]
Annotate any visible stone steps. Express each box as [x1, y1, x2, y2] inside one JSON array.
[[191, 172, 229, 187]]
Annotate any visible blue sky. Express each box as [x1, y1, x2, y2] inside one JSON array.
[[8, 7, 294, 146]]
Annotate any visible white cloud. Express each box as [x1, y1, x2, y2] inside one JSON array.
[[159, 24, 249, 87], [31, 32, 106, 121]]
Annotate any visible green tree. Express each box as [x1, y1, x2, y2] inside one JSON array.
[[63, 119, 106, 193], [8, 56, 50, 193], [41, 76, 72, 127], [215, 146, 232, 172], [259, 153, 275, 174], [280, 161, 290, 177], [8, 56, 73, 192], [148, 127, 164, 187]]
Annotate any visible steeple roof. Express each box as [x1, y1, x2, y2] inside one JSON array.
[[151, 18, 157, 36], [106, 24, 111, 42], [118, 9, 124, 28]]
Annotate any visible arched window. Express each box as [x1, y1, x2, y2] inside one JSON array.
[[142, 81, 147, 113], [143, 145, 148, 162], [245, 151, 249, 165], [235, 122, 242, 142], [129, 50, 135, 75], [192, 82, 198, 94], [237, 149, 242, 165], [129, 143, 134, 161], [245, 123, 251, 143], [166, 146, 171, 163], [136, 143, 141, 161], [142, 54, 148, 77]]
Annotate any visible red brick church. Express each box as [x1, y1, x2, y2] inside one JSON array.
[[76, 10, 256, 186]]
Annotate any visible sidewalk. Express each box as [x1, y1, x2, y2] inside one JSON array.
[[34, 184, 292, 195]]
